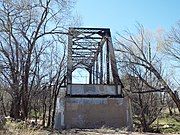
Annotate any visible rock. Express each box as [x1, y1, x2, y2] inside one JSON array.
[[163, 124, 170, 128]]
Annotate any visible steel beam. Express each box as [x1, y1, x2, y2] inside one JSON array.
[[100, 43, 103, 84], [106, 38, 110, 84]]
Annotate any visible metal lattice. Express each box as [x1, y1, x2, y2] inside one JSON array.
[[67, 28, 123, 87]]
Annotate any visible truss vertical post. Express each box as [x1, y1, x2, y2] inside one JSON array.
[[96, 60, 99, 84], [67, 29, 73, 85], [108, 36, 122, 85], [106, 38, 110, 84], [92, 65, 95, 84], [89, 68, 92, 84], [100, 44, 103, 84]]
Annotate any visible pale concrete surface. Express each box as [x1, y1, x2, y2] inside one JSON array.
[[67, 84, 122, 95], [64, 97, 132, 129]]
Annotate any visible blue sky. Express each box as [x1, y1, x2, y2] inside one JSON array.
[[75, 0, 180, 35]]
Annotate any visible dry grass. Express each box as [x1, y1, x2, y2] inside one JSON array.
[[0, 120, 52, 135], [0, 120, 179, 135]]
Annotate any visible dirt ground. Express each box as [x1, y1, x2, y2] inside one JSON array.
[[1, 128, 179, 135], [51, 129, 179, 135]]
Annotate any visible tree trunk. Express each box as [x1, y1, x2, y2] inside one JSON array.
[[46, 103, 52, 127], [34, 106, 38, 124], [142, 120, 148, 132], [47, 85, 53, 128], [51, 92, 58, 128], [51, 77, 66, 128], [149, 65, 180, 113], [139, 93, 149, 132], [0, 94, 7, 116], [21, 90, 29, 120], [167, 89, 180, 113], [10, 96, 21, 119], [42, 102, 47, 127]]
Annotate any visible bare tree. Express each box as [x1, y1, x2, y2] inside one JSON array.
[[42, 44, 67, 128], [119, 39, 166, 131], [163, 22, 180, 100], [163, 21, 180, 65], [0, 0, 76, 120], [115, 24, 180, 113], [121, 62, 166, 131]]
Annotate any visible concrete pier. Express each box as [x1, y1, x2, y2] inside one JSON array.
[[54, 85, 132, 130]]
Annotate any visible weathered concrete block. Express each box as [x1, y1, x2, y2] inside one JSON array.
[[67, 84, 122, 95], [55, 96, 132, 130]]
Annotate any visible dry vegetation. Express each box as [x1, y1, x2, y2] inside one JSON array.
[[0, 117, 179, 135]]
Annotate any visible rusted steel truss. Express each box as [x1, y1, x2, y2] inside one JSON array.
[[67, 28, 123, 87]]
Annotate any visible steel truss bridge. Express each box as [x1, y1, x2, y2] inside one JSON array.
[[66, 28, 123, 90]]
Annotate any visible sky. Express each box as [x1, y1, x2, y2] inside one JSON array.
[[75, 0, 180, 35]]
